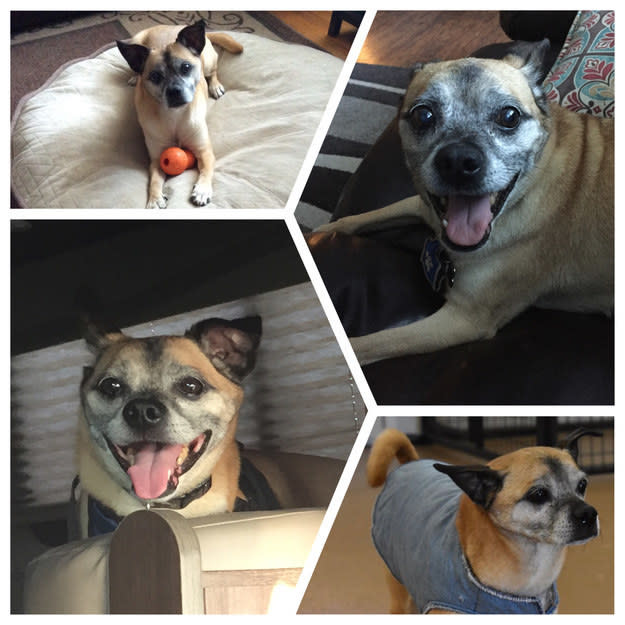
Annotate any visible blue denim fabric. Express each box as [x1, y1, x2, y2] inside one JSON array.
[[88, 495, 121, 537], [371, 459, 558, 614]]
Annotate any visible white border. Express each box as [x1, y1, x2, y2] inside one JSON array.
[[7, 3, 620, 621]]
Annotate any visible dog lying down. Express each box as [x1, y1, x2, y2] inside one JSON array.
[[318, 41, 614, 365], [117, 20, 243, 209]]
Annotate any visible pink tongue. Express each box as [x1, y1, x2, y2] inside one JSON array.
[[127, 442, 184, 500], [445, 195, 492, 247]]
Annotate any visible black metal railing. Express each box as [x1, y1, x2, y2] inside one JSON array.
[[418, 416, 613, 474]]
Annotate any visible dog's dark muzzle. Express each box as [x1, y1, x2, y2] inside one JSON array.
[[570, 500, 599, 542], [166, 87, 190, 108], [123, 397, 166, 431], [435, 141, 486, 189]]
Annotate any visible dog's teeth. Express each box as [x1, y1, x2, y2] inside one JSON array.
[[116, 445, 134, 462], [442, 218, 449, 228], [176, 446, 189, 466]]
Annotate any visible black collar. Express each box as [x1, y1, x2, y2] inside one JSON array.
[[76, 454, 280, 537], [152, 475, 213, 510], [75, 474, 214, 537]]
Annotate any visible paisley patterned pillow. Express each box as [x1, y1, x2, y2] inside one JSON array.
[[543, 10, 614, 118]]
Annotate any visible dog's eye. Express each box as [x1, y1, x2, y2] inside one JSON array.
[[408, 105, 435, 131], [97, 377, 125, 399], [576, 477, 588, 496], [148, 70, 163, 85], [176, 376, 205, 397], [496, 106, 521, 129], [180, 62, 192, 76], [524, 486, 551, 505]]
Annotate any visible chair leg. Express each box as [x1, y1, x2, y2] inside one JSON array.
[[328, 12, 343, 36]]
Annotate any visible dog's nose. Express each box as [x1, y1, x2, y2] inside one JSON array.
[[166, 87, 187, 108], [123, 398, 166, 430], [435, 142, 485, 185], [572, 500, 598, 528]]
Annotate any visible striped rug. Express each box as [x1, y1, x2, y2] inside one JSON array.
[[296, 63, 415, 231]]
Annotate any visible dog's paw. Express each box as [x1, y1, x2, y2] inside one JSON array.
[[191, 182, 212, 206], [314, 219, 356, 234], [209, 82, 226, 99], [315, 222, 339, 233], [146, 193, 168, 209]]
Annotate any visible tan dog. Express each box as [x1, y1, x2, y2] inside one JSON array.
[[368, 428, 600, 614], [76, 316, 266, 538], [117, 20, 243, 208], [318, 42, 614, 364]]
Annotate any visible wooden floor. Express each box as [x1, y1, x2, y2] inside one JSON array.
[[359, 11, 511, 66], [272, 10, 511, 66], [269, 11, 356, 60]]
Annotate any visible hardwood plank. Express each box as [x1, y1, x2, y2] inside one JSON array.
[[269, 11, 355, 60], [358, 11, 511, 66], [270, 11, 512, 66]]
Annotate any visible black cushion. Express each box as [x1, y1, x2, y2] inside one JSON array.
[[307, 228, 613, 405]]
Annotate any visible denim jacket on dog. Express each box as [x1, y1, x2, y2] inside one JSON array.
[[371, 459, 559, 614]]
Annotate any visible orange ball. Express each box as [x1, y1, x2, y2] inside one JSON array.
[[160, 147, 196, 176]]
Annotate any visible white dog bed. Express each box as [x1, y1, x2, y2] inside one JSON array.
[[11, 32, 342, 209]]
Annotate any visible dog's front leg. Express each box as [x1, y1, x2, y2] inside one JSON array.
[[146, 159, 168, 209], [207, 71, 226, 99], [191, 146, 215, 206], [351, 301, 496, 364], [316, 196, 435, 235]]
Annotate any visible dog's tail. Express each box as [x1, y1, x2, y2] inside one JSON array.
[[207, 32, 244, 54], [367, 429, 419, 487]]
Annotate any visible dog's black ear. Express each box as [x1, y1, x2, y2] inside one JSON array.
[[176, 20, 207, 56], [434, 463, 504, 509], [504, 39, 552, 86], [81, 317, 126, 352], [562, 428, 603, 464], [503, 39, 552, 111], [75, 286, 126, 351], [116, 40, 151, 74], [186, 316, 262, 383], [521, 39, 552, 86]]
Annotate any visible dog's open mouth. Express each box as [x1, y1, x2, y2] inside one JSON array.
[[106, 430, 212, 501], [430, 174, 519, 252]]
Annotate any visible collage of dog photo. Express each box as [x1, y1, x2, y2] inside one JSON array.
[[10, 7, 615, 618]]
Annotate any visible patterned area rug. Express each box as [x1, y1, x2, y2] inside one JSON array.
[[295, 63, 414, 231], [11, 10, 317, 114]]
